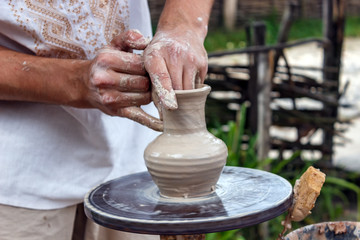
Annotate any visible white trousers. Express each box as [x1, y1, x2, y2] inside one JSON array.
[[0, 204, 159, 240]]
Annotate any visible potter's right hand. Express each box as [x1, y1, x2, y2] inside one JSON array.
[[84, 30, 163, 131]]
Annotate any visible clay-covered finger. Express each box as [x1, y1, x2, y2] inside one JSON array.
[[90, 68, 149, 92], [118, 74, 149, 92], [151, 87, 163, 121], [97, 71, 150, 92], [111, 29, 150, 51], [145, 56, 178, 110], [96, 49, 146, 75], [198, 62, 208, 84], [182, 67, 199, 90], [167, 64, 183, 90], [117, 106, 163, 132], [99, 90, 151, 108]]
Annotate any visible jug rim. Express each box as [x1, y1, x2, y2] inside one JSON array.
[[174, 84, 211, 95]]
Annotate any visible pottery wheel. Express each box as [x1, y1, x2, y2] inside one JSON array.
[[84, 166, 293, 235]]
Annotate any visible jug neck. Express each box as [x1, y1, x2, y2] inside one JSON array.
[[162, 84, 211, 134]]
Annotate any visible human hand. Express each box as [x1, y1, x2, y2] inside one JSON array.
[[143, 29, 208, 110], [86, 30, 163, 131]]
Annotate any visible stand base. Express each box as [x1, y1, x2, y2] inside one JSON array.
[[160, 234, 205, 240], [85, 167, 292, 235]]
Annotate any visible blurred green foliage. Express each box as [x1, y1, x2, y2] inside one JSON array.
[[204, 15, 360, 53], [345, 16, 360, 37]]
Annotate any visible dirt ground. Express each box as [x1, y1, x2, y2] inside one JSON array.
[[208, 38, 360, 171]]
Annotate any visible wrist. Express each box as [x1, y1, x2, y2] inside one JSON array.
[[156, 1, 211, 41], [157, 22, 208, 43], [61, 59, 92, 108], [28, 57, 91, 108]]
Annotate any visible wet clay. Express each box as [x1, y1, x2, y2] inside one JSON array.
[[285, 221, 360, 240], [144, 84, 228, 198], [290, 166, 326, 221], [278, 166, 326, 239]]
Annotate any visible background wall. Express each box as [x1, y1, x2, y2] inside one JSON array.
[[148, 0, 360, 29]]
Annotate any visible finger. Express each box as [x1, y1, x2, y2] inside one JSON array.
[[167, 59, 183, 90], [195, 73, 202, 85], [145, 56, 178, 110], [97, 49, 145, 75], [111, 29, 150, 51], [182, 67, 198, 90], [100, 90, 151, 108], [118, 106, 163, 132], [198, 63, 208, 84], [152, 87, 163, 121], [98, 71, 150, 92]]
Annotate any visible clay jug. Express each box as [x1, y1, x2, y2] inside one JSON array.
[[144, 84, 228, 198]]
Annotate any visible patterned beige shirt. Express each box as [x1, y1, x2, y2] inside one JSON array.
[[2, 0, 131, 59]]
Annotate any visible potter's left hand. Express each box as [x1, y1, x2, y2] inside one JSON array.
[[143, 29, 208, 110]]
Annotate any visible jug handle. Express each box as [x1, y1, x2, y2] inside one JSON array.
[[121, 106, 163, 132]]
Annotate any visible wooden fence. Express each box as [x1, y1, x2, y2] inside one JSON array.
[[203, 0, 346, 162]]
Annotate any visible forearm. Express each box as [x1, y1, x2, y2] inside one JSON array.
[[143, 0, 214, 109], [157, 0, 214, 40], [0, 46, 90, 107]]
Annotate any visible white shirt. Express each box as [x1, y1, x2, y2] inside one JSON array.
[[0, 0, 159, 210]]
